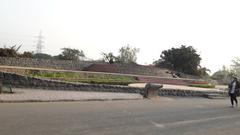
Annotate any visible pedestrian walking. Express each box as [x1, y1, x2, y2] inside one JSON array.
[[228, 77, 240, 107]]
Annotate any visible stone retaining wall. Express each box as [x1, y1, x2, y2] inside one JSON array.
[[159, 89, 205, 97], [0, 71, 222, 98], [159, 89, 228, 97], [0, 57, 95, 70], [0, 71, 144, 94]]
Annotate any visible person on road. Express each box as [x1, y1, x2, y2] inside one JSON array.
[[228, 77, 240, 107]]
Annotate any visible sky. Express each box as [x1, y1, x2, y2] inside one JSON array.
[[1, 0, 240, 73]]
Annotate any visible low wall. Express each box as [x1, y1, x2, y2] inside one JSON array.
[[0, 71, 144, 94], [0, 71, 224, 98], [159, 89, 228, 97], [159, 89, 206, 97]]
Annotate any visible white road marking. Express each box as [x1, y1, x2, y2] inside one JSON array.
[[150, 121, 165, 128], [151, 114, 240, 128]]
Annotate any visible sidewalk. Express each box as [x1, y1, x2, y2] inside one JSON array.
[[0, 88, 143, 103], [129, 83, 224, 92]]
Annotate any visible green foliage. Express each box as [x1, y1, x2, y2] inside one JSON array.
[[188, 83, 215, 88], [212, 58, 240, 85], [197, 67, 211, 77], [57, 48, 85, 61], [101, 45, 140, 64], [101, 52, 116, 64], [230, 58, 240, 77], [155, 45, 202, 75], [0, 45, 33, 58], [33, 53, 52, 59], [0, 45, 21, 57], [117, 45, 140, 63], [212, 66, 232, 85]]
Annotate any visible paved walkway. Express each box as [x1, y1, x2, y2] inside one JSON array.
[[129, 83, 225, 92], [0, 88, 143, 102], [0, 83, 226, 102]]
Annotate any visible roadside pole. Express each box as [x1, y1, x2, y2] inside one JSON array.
[[0, 72, 3, 93]]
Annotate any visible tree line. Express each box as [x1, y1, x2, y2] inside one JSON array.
[[0, 46, 86, 61], [0, 45, 140, 63]]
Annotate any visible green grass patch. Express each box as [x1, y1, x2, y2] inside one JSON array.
[[188, 83, 215, 88], [26, 70, 139, 85]]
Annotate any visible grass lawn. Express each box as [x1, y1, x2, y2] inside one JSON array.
[[188, 83, 215, 88], [26, 70, 139, 85]]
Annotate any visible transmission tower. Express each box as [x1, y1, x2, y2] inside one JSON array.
[[35, 31, 44, 53]]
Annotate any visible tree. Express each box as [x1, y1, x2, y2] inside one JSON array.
[[197, 66, 211, 77], [212, 58, 240, 84], [57, 48, 85, 61], [212, 66, 233, 84], [0, 45, 21, 57], [101, 52, 116, 64], [155, 45, 201, 75], [117, 45, 140, 63], [230, 58, 240, 77], [0, 45, 34, 58]]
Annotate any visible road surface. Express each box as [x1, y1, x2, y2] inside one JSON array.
[[0, 97, 240, 135]]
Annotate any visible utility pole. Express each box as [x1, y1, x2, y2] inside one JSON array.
[[35, 31, 44, 53]]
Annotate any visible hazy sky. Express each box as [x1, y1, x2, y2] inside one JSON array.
[[1, 0, 240, 73]]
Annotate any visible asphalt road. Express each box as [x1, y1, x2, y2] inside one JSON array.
[[0, 97, 240, 135]]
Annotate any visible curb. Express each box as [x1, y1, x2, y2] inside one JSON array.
[[0, 98, 143, 103]]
